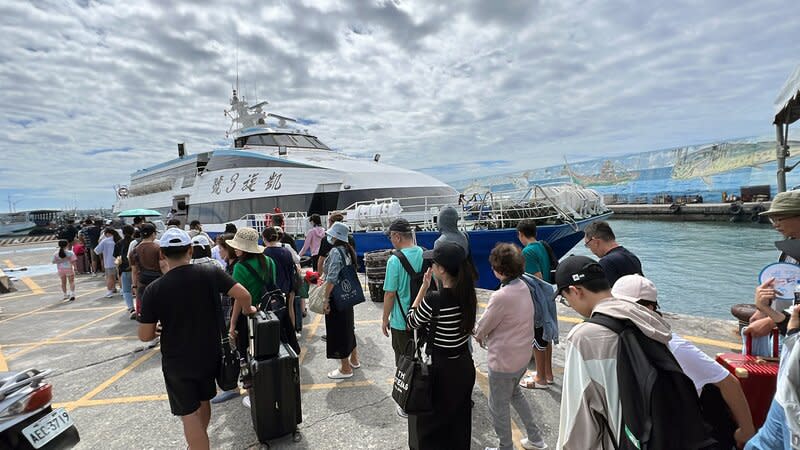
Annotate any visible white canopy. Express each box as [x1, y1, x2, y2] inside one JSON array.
[[775, 64, 800, 125]]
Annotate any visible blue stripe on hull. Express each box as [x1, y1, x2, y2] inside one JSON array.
[[295, 213, 612, 290]]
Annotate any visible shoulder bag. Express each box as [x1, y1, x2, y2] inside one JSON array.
[[330, 247, 366, 312], [391, 297, 440, 414], [308, 282, 326, 314], [211, 268, 240, 391]]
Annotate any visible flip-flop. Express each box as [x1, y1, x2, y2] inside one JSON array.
[[519, 375, 549, 389], [349, 361, 361, 369]]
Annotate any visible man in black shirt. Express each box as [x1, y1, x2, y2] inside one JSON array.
[[138, 228, 254, 450], [59, 219, 78, 249], [583, 221, 643, 286]]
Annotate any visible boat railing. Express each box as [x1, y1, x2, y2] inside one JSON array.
[[333, 184, 605, 233], [238, 211, 310, 237]]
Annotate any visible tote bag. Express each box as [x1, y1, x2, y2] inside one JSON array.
[[308, 283, 326, 314], [331, 247, 366, 312]]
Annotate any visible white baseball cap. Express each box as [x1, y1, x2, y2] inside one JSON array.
[[159, 228, 192, 247], [611, 274, 658, 305], [191, 235, 211, 248]]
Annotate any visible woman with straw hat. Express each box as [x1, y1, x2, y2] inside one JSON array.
[[321, 222, 361, 379], [226, 227, 277, 408]]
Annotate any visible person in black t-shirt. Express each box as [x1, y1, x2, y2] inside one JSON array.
[[138, 228, 255, 450], [582, 220, 643, 286]]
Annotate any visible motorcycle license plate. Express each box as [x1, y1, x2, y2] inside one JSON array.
[[22, 408, 73, 449]]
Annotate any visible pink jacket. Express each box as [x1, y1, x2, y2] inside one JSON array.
[[474, 279, 534, 373], [299, 226, 326, 256]]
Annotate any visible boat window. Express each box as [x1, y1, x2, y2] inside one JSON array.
[[289, 135, 316, 148], [307, 137, 330, 149], [273, 135, 295, 146], [245, 135, 278, 146], [235, 137, 246, 148]]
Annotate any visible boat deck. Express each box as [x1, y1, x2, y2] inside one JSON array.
[[0, 242, 743, 449]]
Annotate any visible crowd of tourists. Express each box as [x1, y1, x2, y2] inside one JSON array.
[[51, 193, 800, 449]]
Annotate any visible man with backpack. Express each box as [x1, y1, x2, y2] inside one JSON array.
[[517, 219, 558, 390], [381, 218, 423, 419], [555, 256, 715, 450]]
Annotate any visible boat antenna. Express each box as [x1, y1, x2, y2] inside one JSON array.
[[235, 34, 239, 94]]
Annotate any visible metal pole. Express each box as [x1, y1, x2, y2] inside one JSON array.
[[777, 123, 787, 193]]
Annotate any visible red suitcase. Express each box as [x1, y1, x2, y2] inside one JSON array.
[[715, 329, 780, 428]]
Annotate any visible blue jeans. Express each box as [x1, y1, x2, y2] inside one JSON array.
[[120, 271, 133, 311], [745, 400, 791, 450]]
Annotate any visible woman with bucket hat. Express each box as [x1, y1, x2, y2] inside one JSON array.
[[320, 222, 361, 379], [226, 227, 278, 408]]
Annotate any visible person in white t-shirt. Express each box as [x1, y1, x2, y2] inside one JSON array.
[[611, 274, 755, 449]]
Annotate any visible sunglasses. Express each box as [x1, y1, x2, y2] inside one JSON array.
[[769, 215, 794, 225]]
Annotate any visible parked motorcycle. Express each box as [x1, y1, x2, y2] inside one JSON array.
[[0, 369, 79, 449]]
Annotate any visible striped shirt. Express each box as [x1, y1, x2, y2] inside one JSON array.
[[407, 289, 470, 355]]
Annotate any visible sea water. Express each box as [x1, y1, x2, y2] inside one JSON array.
[[567, 219, 781, 319]]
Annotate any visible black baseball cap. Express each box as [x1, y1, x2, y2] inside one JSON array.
[[385, 218, 412, 235], [554, 255, 606, 293], [423, 241, 465, 274]]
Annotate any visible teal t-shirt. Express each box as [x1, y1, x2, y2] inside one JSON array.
[[383, 246, 424, 330], [522, 241, 551, 283]]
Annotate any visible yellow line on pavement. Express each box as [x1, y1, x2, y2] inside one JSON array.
[[0, 288, 109, 324], [2, 335, 139, 348], [298, 313, 324, 365], [0, 346, 8, 371], [33, 306, 123, 315], [475, 368, 524, 450], [7, 307, 126, 361], [682, 334, 741, 351], [301, 380, 374, 392], [2, 259, 43, 294], [0, 291, 48, 302], [66, 346, 161, 412]]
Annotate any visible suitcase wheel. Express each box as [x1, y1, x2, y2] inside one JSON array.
[[292, 431, 302, 443]]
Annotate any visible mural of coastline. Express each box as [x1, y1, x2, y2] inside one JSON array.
[[451, 137, 800, 204]]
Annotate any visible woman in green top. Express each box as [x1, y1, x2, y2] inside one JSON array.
[[226, 227, 277, 409]]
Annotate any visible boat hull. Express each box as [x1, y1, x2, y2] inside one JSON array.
[[289, 213, 611, 290]]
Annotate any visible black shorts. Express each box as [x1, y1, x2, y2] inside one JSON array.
[[533, 327, 549, 351], [163, 371, 216, 416]]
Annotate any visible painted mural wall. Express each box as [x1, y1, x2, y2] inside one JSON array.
[[452, 138, 800, 203]]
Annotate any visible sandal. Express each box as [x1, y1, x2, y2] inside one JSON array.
[[327, 369, 353, 379], [349, 361, 361, 369], [519, 375, 549, 389]]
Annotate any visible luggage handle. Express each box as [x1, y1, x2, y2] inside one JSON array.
[[744, 327, 780, 358]]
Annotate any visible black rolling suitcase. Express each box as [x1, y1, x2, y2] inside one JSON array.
[[249, 343, 302, 442], [249, 310, 280, 359]]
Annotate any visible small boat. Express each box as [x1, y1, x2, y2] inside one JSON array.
[[0, 212, 37, 237]]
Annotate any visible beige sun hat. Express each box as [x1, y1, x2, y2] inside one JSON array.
[[760, 190, 800, 216], [226, 227, 264, 254]]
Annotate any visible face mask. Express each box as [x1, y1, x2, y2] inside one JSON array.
[[327, 235, 335, 245]]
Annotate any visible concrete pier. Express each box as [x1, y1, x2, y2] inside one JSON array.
[[608, 201, 771, 222], [0, 242, 744, 449]]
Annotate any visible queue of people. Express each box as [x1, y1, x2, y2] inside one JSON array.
[[57, 197, 794, 450]]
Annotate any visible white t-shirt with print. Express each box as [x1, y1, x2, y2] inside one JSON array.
[[668, 333, 729, 394]]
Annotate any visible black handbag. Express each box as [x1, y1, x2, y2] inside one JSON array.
[[391, 300, 439, 414], [331, 247, 366, 312], [212, 273, 240, 391]]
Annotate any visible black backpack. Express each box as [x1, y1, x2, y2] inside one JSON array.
[[393, 250, 435, 307], [540, 240, 559, 280], [586, 313, 716, 450]]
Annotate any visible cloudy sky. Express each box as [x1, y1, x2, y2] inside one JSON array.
[[2, 0, 799, 211]]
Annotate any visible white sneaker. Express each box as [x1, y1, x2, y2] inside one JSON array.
[[521, 437, 548, 450], [62, 293, 69, 300], [104, 290, 114, 298], [396, 404, 408, 418], [242, 396, 251, 408]]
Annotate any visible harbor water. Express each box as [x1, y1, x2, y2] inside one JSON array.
[[567, 219, 781, 319]]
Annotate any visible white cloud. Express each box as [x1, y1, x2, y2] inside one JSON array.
[[1, 0, 798, 209]]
